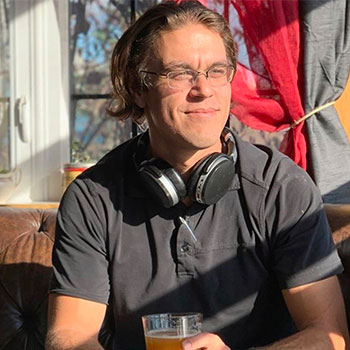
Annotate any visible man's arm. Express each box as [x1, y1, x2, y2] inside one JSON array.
[[45, 294, 107, 350], [266, 275, 349, 350], [182, 276, 349, 350]]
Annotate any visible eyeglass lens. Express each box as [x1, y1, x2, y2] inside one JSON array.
[[167, 66, 233, 89]]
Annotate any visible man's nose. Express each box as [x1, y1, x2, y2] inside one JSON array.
[[189, 73, 213, 98]]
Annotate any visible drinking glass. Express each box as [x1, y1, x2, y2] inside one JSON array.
[[142, 312, 202, 350]]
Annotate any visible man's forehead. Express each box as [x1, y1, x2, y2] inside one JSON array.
[[149, 25, 227, 68], [155, 24, 223, 45]]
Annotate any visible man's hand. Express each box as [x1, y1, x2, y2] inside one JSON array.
[[181, 332, 230, 350]]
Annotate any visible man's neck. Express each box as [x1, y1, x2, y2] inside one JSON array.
[[149, 142, 222, 181]]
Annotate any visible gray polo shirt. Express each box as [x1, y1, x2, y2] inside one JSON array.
[[51, 132, 343, 350]]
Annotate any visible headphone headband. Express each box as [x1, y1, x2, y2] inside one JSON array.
[[221, 127, 237, 162]]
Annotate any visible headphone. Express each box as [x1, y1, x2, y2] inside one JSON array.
[[133, 128, 237, 208]]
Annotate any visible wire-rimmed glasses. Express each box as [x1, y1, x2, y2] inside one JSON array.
[[140, 64, 235, 89]]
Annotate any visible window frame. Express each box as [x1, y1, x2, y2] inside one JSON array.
[[7, 0, 70, 203]]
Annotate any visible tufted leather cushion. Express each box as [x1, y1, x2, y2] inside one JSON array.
[[0, 207, 56, 350], [0, 204, 349, 349]]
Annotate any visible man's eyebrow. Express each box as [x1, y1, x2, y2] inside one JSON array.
[[162, 62, 192, 70], [162, 61, 230, 70]]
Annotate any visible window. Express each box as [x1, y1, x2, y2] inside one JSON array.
[[69, 0, 160, 163], [1, 0, 160, 204]]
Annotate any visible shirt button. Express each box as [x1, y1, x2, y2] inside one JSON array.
[[180, 244, 191, 253]]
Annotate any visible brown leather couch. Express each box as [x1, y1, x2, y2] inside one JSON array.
[[0, 205, 349, 349], [0, 207, 56, 350]]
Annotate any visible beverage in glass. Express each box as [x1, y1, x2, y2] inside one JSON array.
[[142, 312, 202, 350]]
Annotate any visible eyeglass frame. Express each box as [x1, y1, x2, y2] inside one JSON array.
[[140, 64, 235, 89]]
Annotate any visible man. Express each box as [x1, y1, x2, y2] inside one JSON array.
[[46, 1, 349, 349]]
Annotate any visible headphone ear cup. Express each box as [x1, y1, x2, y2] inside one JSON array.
[[139, 158, 187, 208], [187, 153, 235, 205]]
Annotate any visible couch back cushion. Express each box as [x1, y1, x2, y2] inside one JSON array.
[[0, 207, 56, 350]]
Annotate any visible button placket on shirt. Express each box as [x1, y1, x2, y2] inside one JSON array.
[[176, 219, 197, 277]]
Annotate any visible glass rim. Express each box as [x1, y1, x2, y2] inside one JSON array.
[[142, 312, 202, 320]]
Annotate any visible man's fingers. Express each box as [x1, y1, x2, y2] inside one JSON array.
[[181, 332, 230, 350]]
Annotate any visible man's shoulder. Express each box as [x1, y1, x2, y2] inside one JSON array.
[[234, 133, 302, 190], [66, 134, 142, 200], [234, 133, 322, 224], [80, 134, 140, 181]]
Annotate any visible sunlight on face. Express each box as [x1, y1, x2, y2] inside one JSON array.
[[138, 23, 232, 160]]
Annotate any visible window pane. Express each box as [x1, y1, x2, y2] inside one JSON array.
[[70, 0, 131, 96], [0, 0, 10, 172], [72, 98, 131, 162], [69, 0, 160, 163]]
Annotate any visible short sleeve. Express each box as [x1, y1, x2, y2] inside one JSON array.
[[50, 178, 110, 304], [265, 158, 343, 289]]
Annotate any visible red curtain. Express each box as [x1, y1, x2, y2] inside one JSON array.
[[228, 0, 307, 169]]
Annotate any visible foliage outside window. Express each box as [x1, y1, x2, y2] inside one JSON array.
[[69, 0, 161, 163]]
